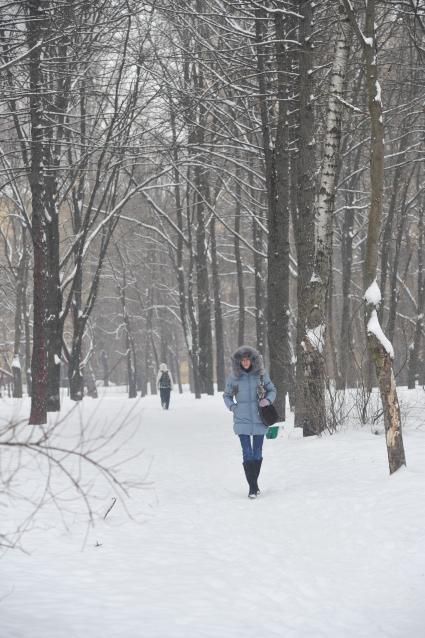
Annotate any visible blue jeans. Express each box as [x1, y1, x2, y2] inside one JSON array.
[[239, 435, 264, 462]]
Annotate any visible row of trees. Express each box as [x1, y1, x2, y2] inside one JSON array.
[[1, 0, 424, 472]]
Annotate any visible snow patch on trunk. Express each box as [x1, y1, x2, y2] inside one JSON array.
[[364, 280, 381, 306], [305, 323, 326, 353], [367, 310, 394, 358]]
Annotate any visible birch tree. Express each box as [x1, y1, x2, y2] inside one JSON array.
[[301, 3, 350, 435]]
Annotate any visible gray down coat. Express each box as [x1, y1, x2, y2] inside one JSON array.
[[223, 345, 277, 435]]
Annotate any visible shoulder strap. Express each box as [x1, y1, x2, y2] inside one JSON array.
[[257, 374, 266, 399]]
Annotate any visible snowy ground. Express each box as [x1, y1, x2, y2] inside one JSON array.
[[1, 387, 425, 638]]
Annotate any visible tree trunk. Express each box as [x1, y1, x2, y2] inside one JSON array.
[[338, 167, 359, 389], [271, 9, 298, 420], [255, 6, 288, 419], [44, 20, 71, 412], [22, 249, 32, 396], [68, 243, 85, 400], [12, 240, 26, 398], [194, 171, 214, 395], [100, 349, 110, 387], [84, 364, 98, 399], [407, 199, 424, 388], [28, 1, 48, 425], [293, 0, 317, 433], [234, 176, 245, 346], [169, 96, 202, 397], [386, 173, 413, 342], [343, 0, 406, 473], [210, 215, 226, 392], [379, 131, 409, 324], [251, 169, 266, 357], [302, 3, 349, 435], [68, 329, 84, 401]]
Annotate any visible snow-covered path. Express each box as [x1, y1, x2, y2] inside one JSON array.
[[1, 390, 425, 637]]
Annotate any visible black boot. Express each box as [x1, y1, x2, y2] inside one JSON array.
[[243, 460, 258, 499], [253, 458, 263, 495]]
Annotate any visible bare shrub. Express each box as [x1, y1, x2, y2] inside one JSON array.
[[0, 399, 145, 552]]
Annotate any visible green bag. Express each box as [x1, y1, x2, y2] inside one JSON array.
[[266, 425, 279, 439]]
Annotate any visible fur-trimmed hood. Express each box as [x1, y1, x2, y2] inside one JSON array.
[[230, 345, 264, 378]]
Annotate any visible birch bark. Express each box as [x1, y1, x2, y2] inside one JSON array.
[[300, 2, 350, 435]]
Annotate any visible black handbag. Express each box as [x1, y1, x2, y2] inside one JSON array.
[[258, 374, 280, 427], [259, 403, 280, 427]]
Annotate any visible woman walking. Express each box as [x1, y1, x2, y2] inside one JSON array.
[[223, 345, 276, 498]]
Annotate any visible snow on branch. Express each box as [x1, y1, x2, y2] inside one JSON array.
[[335, 95, 364, 114], [0, 40, 43, 72]]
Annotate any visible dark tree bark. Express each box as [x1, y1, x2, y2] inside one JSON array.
[[22, 248, 32, 396], [379, 132, 409, 325], [194, 181, 214, 395], [292, 0, 316, 433], [27, 0, 48, 425], [271, 9, 297, 420], [408, 198, 425, 388], [44, 11, 72, 412], [234, 175, 245, 346], [100, 349, 110, 387], [12, 229, 27, 398], [343, 0, 407, 474], [113, 253, 137, 399], [210, 214, 226, 392], [254, 6, 289, 419], [338, 146, 362, 390], [386, 173, 414, 342]]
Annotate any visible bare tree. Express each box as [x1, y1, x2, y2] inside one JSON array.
[[342, 0, 406, 473]]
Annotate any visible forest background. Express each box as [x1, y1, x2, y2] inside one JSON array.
[[1, 0, 424, 474]]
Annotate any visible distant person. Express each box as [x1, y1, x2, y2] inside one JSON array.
[[223, 345, 276, 499], [156, 363, 173, 410]]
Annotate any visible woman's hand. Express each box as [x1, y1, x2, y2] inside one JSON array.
[[259, 398, 269, 407]]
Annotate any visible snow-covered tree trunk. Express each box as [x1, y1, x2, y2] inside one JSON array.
[[293, 0, 316, 431], [338, 144, 362, 390], [100, 349, 110, 387], [185, 185, 202, 400], [169, 98, 202, 398], [114, 255, 137, 399], [234, 175, 245, 346], [22, 252, 32, 396], [210, 215, 225, 392], [408, 201, 424, 389], [12, 235, 27, 398], [192, 4, 214, 396], [250, 169, 266, 358], [43, 10, 73, 413], [272, 7, 295, 421], [343, 0, 406, 474], [194, 171, 214, 395], [299, 3, 350, 435], [255, 5, 289, 419], [27, 0, 48, 425], [379, 132, 409, 325], [386, 182, 410, 343]]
